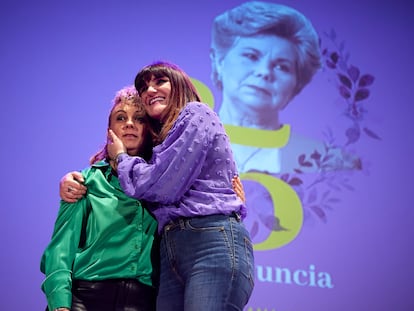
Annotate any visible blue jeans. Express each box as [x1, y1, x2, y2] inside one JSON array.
[[156, 213, 255, 311]]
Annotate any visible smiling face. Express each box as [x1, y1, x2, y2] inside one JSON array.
[[109, 102, 147, 156], [217, 34, 297, 115], [139, 75, 172, 121]]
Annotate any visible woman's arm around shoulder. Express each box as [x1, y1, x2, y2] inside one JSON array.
[[116, 102, 219, 203]]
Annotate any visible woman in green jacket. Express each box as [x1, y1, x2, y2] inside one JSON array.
[[40, 85, 159, 311]]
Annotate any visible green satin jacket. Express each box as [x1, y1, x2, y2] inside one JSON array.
[[40, 161, 158, 310]]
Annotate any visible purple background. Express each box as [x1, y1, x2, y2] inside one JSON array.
[[1, 0, 413, 310]]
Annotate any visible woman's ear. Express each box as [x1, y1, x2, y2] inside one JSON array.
[[210, 48, 223, 75], [210, 48, 224, 89], [209, 47, 216, 62]]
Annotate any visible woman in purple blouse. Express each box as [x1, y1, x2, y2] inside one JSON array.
[[61, 61, 254, 311]]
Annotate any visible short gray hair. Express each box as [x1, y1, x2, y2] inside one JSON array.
[[210, 1, 321, 96]]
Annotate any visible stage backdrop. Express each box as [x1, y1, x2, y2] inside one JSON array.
[[1, 0, 413, 310]]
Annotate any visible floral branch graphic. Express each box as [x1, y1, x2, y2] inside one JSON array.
[[323, 29, 380, 145], [276, 29, 381, 224]]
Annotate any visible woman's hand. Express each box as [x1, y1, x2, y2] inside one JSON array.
[[232, 175, 246, 203], [59, 171, 87, 203], [107, 129, 126, 161]]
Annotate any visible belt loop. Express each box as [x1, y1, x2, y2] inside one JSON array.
[[179, 218, 185, 229], [233, 211, 241, 222]]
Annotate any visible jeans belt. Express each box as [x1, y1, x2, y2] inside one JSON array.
[[164, 211, 241, 232]]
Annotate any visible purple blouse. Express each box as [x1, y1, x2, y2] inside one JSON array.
[[116, 101, 246, 231]]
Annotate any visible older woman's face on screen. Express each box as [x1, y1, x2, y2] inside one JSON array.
[[109, 103, 147, 156], [218, 34, 297, 113]]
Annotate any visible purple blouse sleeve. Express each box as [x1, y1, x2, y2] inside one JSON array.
[[116, 102, 212, 204]]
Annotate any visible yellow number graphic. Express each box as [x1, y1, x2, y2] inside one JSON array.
[[241, 172, 303, 250]]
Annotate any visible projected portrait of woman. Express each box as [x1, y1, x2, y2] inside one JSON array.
[[210, 1, 360, 245]]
